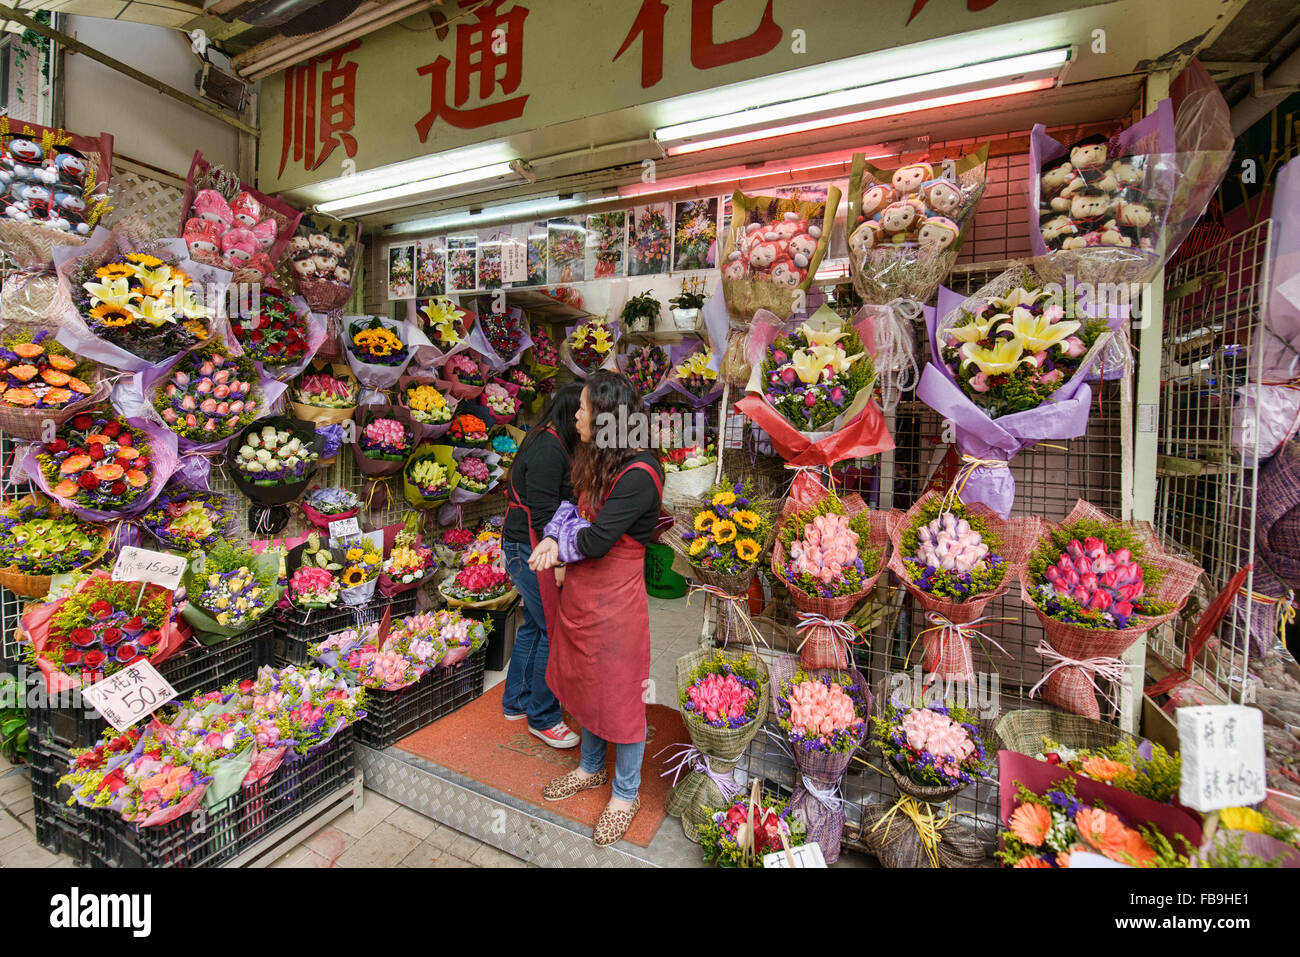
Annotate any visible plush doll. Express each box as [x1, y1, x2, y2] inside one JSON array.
[[860, 183, 896, 220], [748, 239, 783, 273], [891, 163, 933, 195], [252, 219, 278, 250], [193, 189, 234, 229], [1069, 134, 1110, 184], [1115, 200, 1153, 246], [184, 219, 223, 263], [290, 234, 312, 256], [1069, 186, 1112, 232], [50, 187, 90, 234], [921, 178, 964, 217], [848, 220, 882, 259], [1097, 220, 1130, 246], [788, 231, 818, 268], [13, 182, 51, 218], [311, 251, 337, 276], [328, 239, 347, 260], [334, 265, 352, 284], [1110, 158, 1144, 191], [878, 200, 921, 239], [772, 211, 804, 241], [51, 146, 88, 188], [220, 226, 258, 270], [247, 253, 275, 277], [308, 230, 330, 251], [292, 255, 318, 280], [770, 256, 805, 289], [231, 191, 262, 228], [1039, 213, 1078, 251], [722, 251, 749, 281], [1039, 158, 1075, 197], [916, 216, 959, 257], [5, 135, 54, 186]]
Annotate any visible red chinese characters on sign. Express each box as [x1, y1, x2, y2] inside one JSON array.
[[279, 39, 361, 176], [415, 0, 530, 140], [615, 0, 783, 89]]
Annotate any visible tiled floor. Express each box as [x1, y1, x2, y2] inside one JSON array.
[[0, 593, 705, 869]]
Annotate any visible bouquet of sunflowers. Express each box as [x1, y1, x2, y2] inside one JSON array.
[[337, 535, 384, 606]]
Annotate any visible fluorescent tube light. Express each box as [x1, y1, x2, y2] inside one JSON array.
[[310, 141, 516, 201], [316, 162, 518, 217], [616, 149, 889, 200], [656, 48, 1069, 153], [386, 194, 606, 236]]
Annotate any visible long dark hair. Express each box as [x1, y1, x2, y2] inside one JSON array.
[[516, 382, 581, 462], [572, 369, 657, 511]]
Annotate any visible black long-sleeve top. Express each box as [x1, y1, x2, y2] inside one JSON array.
[[503, 428, 573, 545], [573, 451, 664, 559]]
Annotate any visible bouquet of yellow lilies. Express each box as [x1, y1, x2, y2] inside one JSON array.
[[420, 296, 468, 352], [562, 317, 619, 377], [66, 240, 215, 366], [917, 268, 1114, 517], [649, 342, 723, 408]]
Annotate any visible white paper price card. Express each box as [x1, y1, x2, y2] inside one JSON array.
[[81, 660, 178, 732], [1178, 704, 1266, 812], [763, 843, 827, 868], [112, 546, 186, 591], [328, 516, 361, 545]]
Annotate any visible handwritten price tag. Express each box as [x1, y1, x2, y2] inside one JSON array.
[[328, 517, 361, 546], [80, 660, 178, 732], [762, 843, 826, 868], [1178, 704, 1267, 812], [501, 236, 527, 283], [112, 547, 186, 590]]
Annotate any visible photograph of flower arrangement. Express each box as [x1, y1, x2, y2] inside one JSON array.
[[673, 198, 718, 271], [628, 203, 671, 276], [387, 243, 415, 299], [546, 217, 586, 284], [415, 238, 446, 297], [586, 210, 626, 279]]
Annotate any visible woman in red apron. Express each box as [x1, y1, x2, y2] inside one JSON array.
[[529, 370, 665, 847], [501, 384, 583, 748]]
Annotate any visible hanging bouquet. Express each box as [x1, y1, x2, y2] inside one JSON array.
[[0, 328, 102, 432], [299, 485, 360, 530], [998, 776, 1192, 869], [22, 573, 179, 687], [489, 425, 522, 468], [0, 496, 109, 596], [293, 364, 357, 409], [440, 352, 485, 401], [455, 453, 493, 494], [289, 565, 341, 609], [33, 411, 165, 517], [665, 648, 771, 844], [561, 317, 619, 378], [918, 267, 1116, 517], [382, 537, 435, 587], [404, 380, 455, 427], [403, 444, 459, 508], [647, 342, 723, 410], [357, 410, 412, 462], [887, 491, 1036, 684], [65, 245, 215, 366], [621, 345, 671, 394], [467, 303, 532, 371], [675, 479, 774, 577], [228, 291, 315, 375], [349, 316, 408, 366], [338, 537, 383, 605], [1021, 500, 1202, 720], [482, 382, 519, 422], [698, 791, 807, 868], [140, 487, 231, 551], [448, 412, 489, 447], [420, 297, 467, 352], [873, 698, 991, 801], [529, 332, 560, 372], [440, 563, 511, 604], [227, 417, 325, 535], [181, 539, 281, 638], [771, 657, 871, 863], [151, 342, 262, 446], [772, 479, 888, 670], [505, 367, 536, 406]]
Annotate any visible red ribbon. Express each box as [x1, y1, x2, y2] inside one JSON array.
[[734, 395, 894, 468], [1145, 564, 1251, 698]]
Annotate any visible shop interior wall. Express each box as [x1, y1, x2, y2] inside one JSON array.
[[61, 16, 240, 180]]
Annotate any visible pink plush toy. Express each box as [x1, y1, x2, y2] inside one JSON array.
[[220, 226, 258, 270], [877, 200, 921, 238], [192, 188, 233, 228], [722, 251, 748, 281], [183, 219, 223, 263], [747, 239, 783, 273], [788, 231, 818, 268], [231, 191, 262, 228], [247, 252, 275, 277], [770, 256, 804, 289], [916, 216, 959, 256], [772, 211, 804, 241], [860, 183, 896, 219], [252, 218, 278, 250]]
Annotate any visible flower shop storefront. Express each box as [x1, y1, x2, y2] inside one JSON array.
[[2, 0, 1299, 875]]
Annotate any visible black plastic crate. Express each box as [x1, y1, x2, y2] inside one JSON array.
[[35, 808, 96, 866], [461, 599, 520, 672], [93, 727, 357, 868], [353, 647, 486, 750], [271, 592, 419, 668]]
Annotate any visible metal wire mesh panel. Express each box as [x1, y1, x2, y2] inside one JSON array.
[[1155, 221, 1273, 703]]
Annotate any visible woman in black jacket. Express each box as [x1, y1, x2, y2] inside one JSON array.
[[501, 384, 583, 748]]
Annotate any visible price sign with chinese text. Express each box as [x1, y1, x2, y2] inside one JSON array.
[[80, 660, 178, 732], [1178, 705, 1266, 812]]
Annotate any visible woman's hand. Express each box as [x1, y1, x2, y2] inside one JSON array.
[[529, 537, 560, 571], [554, 565, 566, 588]]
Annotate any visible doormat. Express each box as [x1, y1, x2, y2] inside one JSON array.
[[395, 684, 688, 849]]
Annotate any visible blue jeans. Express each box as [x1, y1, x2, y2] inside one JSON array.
[[579, 724, 646, 802], [502, 540, 563, 731]]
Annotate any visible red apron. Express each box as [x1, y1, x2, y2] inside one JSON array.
[[504, 426, 569, 627], [547, 461, 663, 744]]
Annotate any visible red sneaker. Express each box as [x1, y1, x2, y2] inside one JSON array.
[[529, 721, 579, 749]]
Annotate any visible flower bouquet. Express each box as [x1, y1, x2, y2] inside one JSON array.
[[289, 360, 359, 442], [228, 290, 320, 380], [504, 367, 537, 409], [465, 302, 532, 373], [351, 404, 413, 515], [662, 477, 775, 644], [439, 352, 485, 400], [448, 411, 489, 448], [453, 451, 494, 496], [873, 696, 992, 804], [419, 296, 469, 355], [288, 564, 341, 609], [226, 416, 326, 535], [482, 381, 521, 424], [619, 344, 671, 395], [664, 648, 770, 843], [140, 486, 232, 552], [698, 788, 808, 868], [62, 744, 212, 828], [400, 376, 458, 442], [659, 441, 717, 511], [57, 235, 221, 370], [997, 751, 1203, 868], [181, 539, 282, 640], [345, 315, 414, 393], [439, 562, 516, 611], [647, 342, 723, 410], [887, 490, 1036, 684], [299, 485, 360, 532], [433, 525, 475, 566], [770, 655, 871, 862], [0, 495, 110, 599], [527, 331, 560, 391], [146, 341, 269, 451], [736, 305, 894, 467], [424, 608, 488, 668], [21, 572, 185, 693], [313, 621, 423, 692], [772, 482, 889, 670], [918, 267, 1116, 517], [27, 409, 176, 523], [459, 526, 504, 569], [489, 424, 523, 469], [847, 146, 987, 303], [378, 526, 436, 596], [1021, 499, 1202, 720], [403, 443, 459, 509], [1028, 735, 1181, 805], [0, 327, 105, 439], [337, 536, 383, 606], [560, 317, 619, 378]]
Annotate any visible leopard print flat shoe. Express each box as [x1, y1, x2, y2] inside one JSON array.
[[593, 795, 641, 847], [542, 768, 609, 801]]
